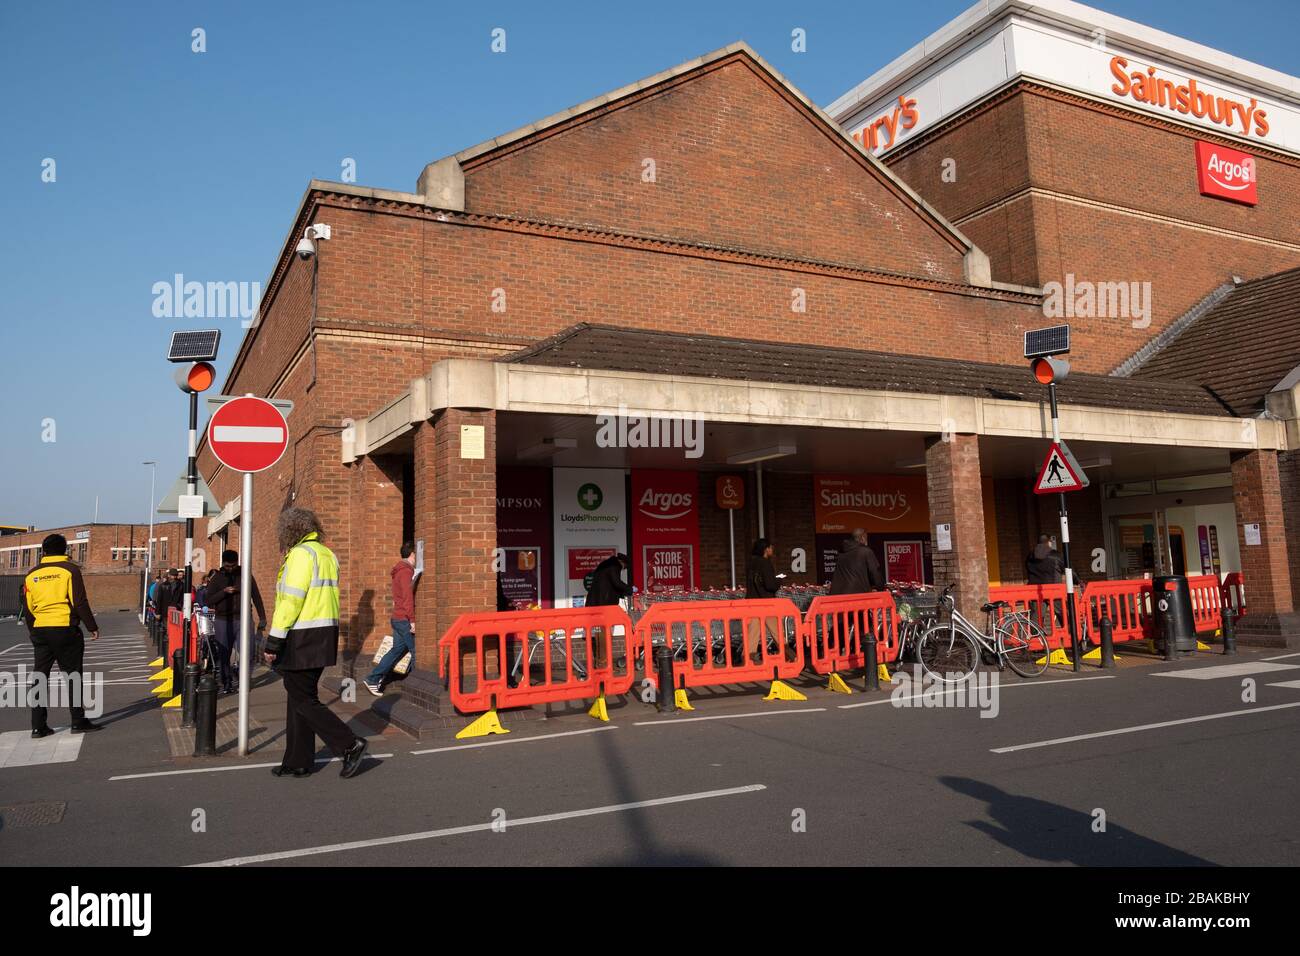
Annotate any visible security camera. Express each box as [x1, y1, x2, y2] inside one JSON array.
[[296, 237, 316, 260]]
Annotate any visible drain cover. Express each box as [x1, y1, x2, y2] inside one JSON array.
[[0, 800, 67, 829]]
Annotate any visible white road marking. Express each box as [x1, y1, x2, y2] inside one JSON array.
[[1262, 652, 1300, 661], [411, 725, 615, 755], [1151, 662, 1299, 680], [635, 708, 825, 726], [191, 784, 768, 866], [110, 752, 395, 781], [991, 702, 1300, 754], [838, 674, 1115, 708], [1266, 680, 1300, 690]]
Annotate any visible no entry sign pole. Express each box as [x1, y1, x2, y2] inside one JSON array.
[[208, 393, 290, 755], [238, 469, 253, 756]]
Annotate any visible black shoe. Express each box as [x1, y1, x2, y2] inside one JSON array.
[[271, 765, 310, 778], [31, 726, 54, 739], [70, 721, 103, 734], [340, 737, 368, 778]]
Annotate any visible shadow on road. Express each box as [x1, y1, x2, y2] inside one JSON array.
[[940, 776, 1216, 866], [583, 724, 721, 866]]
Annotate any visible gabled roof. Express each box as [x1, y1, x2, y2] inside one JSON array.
[[1128, 266, 1300, 416], [505, 323, 1230, 418], [447, 41, 996, 281]]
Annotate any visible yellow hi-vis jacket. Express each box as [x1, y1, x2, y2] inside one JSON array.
[[267, 532, 340, 670], [22, 555, 98, 632]]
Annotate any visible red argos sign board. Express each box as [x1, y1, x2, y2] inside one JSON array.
[[1195, 142, 1258, 205], [631, 470, 701, 593]]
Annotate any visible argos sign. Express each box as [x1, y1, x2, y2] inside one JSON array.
[[631, 470, 700, 593], [1195, 142, 1258, 205]]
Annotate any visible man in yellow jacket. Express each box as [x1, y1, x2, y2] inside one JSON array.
[[264, 508, 368, 779], [21, 534, 103, 737]]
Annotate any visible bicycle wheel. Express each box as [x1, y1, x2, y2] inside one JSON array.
[[1000, 614, 1051, 678], [917, 623, 978, 683]]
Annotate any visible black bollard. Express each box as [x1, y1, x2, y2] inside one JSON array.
[[865, 633, 879, 691], [654, 645, 676, 714], [193, 672, 219, 756], [1099, 615, 1115, 669], [171, 648, 184, 694], [181, 661, 200, 727], [1163, 605, 1177, 661], [1221, 607, 1237, 656]]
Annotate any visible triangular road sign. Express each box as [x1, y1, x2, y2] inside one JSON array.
[[1034, 441, 1089, 494], [157, 473, 221, 516]]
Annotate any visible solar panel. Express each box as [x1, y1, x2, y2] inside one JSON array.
[[167, 329, 222, 363], [1024, 325, 1070, 359]]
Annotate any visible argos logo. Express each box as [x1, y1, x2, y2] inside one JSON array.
[[637, 488, 694, 520], [1195, 142, 1258, 205]]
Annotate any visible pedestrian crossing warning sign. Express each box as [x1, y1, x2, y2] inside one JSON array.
[[1034, 441, 1089, 494]]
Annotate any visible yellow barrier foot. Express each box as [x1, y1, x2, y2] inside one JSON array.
[[151, 682, 174, 697], [456, 710, 509, 739], [149, 668, 172, 682], [826, 672, 852, 695], [148, 657, 164, 668], [1036, 648, 1072, 667], [878, 663, 893, 684], [161, 695, 181, 709], [588, 695, 609, 722], [764, 680, 808, 702], [1196, 640, 1212, 651], [674, 688, 694, 711], [1082, 647, 1121, 662]]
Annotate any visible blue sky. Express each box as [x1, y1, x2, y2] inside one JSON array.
[[2, 0, 1297, 529]]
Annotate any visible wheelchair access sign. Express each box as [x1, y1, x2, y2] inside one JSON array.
[[1034, 441, 1089, 494]]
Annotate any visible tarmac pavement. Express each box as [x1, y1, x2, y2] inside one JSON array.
[[1, 611, 1298, 867]]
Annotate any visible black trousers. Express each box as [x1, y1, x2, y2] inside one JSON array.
[[280, 667, 357, 771], [30, 625, 86, 730]]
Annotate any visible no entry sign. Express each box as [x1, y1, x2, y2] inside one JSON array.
[[207, 396, 289, 473]]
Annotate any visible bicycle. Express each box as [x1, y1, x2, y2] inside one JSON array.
[[915, 584, 1051, 683]]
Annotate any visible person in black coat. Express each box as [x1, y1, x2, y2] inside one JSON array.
[[1026, 535, 1064, 584], [829, 529, 884, 595], [585, 553, 633, 607], [744, 538, 781, 662]]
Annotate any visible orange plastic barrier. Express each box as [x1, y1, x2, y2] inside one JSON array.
[[1186, 575, 1225, 634], [1081, 579, 1152, 644], [1222, 572, 1246, 619], [633, 598, 804, 692], [987, 584, 1079, 650], [803, 592, 901, 675], [439, 606, 634, 714]]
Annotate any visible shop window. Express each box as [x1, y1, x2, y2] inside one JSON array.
[[8, 551, 16, 569]]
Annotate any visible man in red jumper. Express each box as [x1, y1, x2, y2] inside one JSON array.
[[363, 542, 416, 696]]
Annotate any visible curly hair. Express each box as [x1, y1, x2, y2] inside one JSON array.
[[276, 507, 324, 552]]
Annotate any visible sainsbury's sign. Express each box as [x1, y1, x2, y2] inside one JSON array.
[[1110, 56, 1270, 139], [1195, 141, 1258, 205], [850, 95, 920, 153]]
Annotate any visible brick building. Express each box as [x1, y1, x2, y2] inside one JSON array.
[[198, 11, 1297, 699], [0, 520, 201, 613]]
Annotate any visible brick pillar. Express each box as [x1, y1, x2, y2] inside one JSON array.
[[344, 453, 406, 668], [925, 434, 990, 618], [411, 408, 497, 665], [1231, 449, 1299, 647]]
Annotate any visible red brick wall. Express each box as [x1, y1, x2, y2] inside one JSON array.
[[1, 521, 194, 575], [462, 56, 968, 284], [1231, 449, 1293, 616], [1281, 450, 1300, 611], [925, 435, 989, 617], [885, 85, 1300, 372]]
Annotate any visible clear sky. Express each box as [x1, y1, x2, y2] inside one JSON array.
[[2, 0, 1297, 529]]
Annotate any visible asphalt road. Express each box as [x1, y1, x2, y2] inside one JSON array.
[[2, 612, 1298, 867]]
